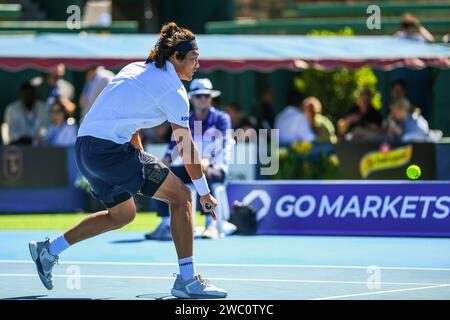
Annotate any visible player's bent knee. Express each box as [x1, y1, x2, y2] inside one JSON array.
[[108, 200, 137, 228], [182, 185, 192, 202], [176, 184, 192, 205], [123, 209, 137, 225], [111, 209, 136, 228], [168, 179, 191, 202], [169, 185, 192, 216]]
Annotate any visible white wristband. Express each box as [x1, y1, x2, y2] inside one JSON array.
[[192, 175, 210, 196]]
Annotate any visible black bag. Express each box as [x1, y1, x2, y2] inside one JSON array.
[[229, 203, 257, 235]]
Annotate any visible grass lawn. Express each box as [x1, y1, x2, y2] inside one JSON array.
[[0, 212, 206, 231]]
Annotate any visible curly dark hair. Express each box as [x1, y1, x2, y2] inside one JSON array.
[[147, 22, 196, 69]]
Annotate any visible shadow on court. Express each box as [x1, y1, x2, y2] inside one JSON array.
[[109, 238, 146, 244], [109, 238, 174, 244]]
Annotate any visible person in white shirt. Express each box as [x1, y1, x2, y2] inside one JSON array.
[[28, 22, 226, 299], [80, 65, 115, 119], [4, 82, 49, 145], [275, 91, 315, 144]]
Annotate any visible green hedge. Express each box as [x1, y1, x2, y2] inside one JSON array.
[[295, 28, 382, 122]]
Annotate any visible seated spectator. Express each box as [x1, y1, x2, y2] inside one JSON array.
[[212, 94, 222, 108], [32, 64, 75, 107], [233, 117, 258, 143], [253, 86, 275, 130], [390, 79, 408, 101], [394, 13, 435, 43], [224, 103, 245, 130], [4, 82, 49, 145], [384, 98, 442, 142], [443, 33, 450, 44], [389, 79, 426, 119], [275, 91, 315, 144], [43, 100, 78, 147], [80, 65, 115, 119], [338, 88, 383, 142], [238, 117, 257, 131], [303, 96, 337, 144]]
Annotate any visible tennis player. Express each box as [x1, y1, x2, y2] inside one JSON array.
[[29, 22, 227, 299]]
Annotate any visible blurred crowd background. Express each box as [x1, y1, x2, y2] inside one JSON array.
[[1, 0, 449, 182]]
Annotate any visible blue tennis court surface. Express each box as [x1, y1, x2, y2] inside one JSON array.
[[1, 230, 450, 300]]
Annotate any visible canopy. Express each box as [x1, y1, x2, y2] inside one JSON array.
[[1, 33, 450, 72]]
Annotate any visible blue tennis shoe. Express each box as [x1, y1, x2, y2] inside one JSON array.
[[29, 238, 58, 290]]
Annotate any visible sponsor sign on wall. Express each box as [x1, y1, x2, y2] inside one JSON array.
[[227, 181, 450, 237]]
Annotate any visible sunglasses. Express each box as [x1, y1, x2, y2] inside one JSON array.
[[192, 94, 211, 99]]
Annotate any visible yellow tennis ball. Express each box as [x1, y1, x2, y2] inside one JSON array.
[[407, 165, 421, 180]]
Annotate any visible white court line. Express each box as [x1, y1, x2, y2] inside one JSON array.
[[1, 260, 450, 272], [311, 284, 450, 300], [0, 273, 448, 287]]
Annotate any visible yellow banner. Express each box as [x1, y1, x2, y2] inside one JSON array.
[[359, 145, 413, 178]]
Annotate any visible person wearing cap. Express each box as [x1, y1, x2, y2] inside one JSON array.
[[145, 78, 235, 240]]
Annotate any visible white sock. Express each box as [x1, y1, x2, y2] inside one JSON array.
[[178, 256, 197, 280], [49, 234, 70, 256]]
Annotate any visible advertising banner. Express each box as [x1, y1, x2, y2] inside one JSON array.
[[335, 143, 435, 180], [227, 181, 450, 237]]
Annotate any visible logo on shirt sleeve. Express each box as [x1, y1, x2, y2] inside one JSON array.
[[181, 116, 189, 121]]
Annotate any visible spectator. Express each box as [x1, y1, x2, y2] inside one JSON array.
[[233, 117, 258, 143], [303, 96, 337, 144], [390, 79, 408, 101], [275, 90, 315, 144], [253, 86, 275, 130], [338, 88, 383, 142], [211, 94, 222, 109], [3, 82, 49, 145], [80, 65, 115, 119], [443, 33, 450, 44], [146, 78, 235, 240], [394, 13, 435, 43], [43, 100, 78, 147], [389, 79, 409, 111], [32, 64, 75, 108], [224, 103, 245, 130], [384, 98, 442, 142]]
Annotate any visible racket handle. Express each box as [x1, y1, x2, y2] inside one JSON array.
[[205, 203, 217, 221]]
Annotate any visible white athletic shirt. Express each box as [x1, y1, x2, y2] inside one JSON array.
[[78, 61, 190, 144], [275, 106, 315, 144]]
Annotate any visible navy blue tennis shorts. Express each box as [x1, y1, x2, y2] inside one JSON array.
[[75, 135, 170, 209]]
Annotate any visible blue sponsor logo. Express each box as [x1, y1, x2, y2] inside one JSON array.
[[227, 182, 450, 236], [274, 195, 450, 220]]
